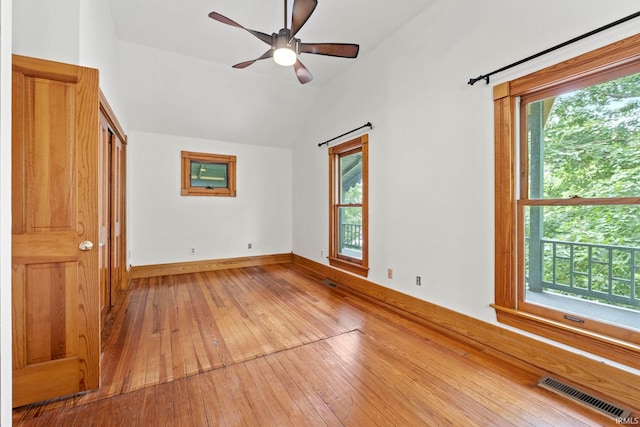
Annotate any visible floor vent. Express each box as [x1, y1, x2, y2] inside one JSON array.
[[321, 279, 338, 288], [537, 376, 631, 420]]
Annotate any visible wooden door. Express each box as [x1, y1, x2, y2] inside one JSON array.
[[12, 55, 101, 407], [99, 113, 112, 323], [110, 130, 124, 302], [98, 105, 126, 327]]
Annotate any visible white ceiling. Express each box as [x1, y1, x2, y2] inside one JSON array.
[[107, 0, 436, 146], [109, 0, 434, 85]]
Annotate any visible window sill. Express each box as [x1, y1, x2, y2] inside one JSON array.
[[328, 256, 369, 277], [491, 304, 640, 370], [180, 188, 236, 197]]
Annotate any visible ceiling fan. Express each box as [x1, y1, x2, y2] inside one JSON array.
[[208, 0, 360, 84]]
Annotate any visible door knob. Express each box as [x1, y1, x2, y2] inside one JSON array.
[[79, 240, 94, 251]]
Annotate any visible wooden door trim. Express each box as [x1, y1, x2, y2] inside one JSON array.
[[99, 90, 127, 145]]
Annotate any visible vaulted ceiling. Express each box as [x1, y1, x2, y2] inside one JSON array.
[[107, 0, 436, 147]]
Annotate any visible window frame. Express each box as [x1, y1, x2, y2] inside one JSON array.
[[328, 135, 369, 277], [493, 33, 640, 369], [181, 150, 236, 197]]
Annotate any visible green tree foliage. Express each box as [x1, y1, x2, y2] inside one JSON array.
[[538, 71, 640, 246], [527, 72, 640, 304], [341, 152, 363, 226]]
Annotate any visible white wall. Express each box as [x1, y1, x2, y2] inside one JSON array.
[[117, 40, 318, 149], [0, 0, 10, 423], [292, 0, 640, 339], [79, 1, 128, 129], [13, 0, 128, 128], [12, 0, 79, 64], [128, 131, 292, 267]]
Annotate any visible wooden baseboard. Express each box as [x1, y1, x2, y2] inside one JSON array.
[[291, 254, 640, 412], [129, 253, 293, 279]]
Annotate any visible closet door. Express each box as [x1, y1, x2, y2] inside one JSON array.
[[12, 55, 101, 407], [110, 131, 125, 301], [99, 113, 112, 322], [98, 103, 126, 327]]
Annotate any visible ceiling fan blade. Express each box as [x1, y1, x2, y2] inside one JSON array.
[[290, 0, 317, 38], [300, 43, 360, 58], [208, 11, 273, 45], [232, 50, 274, 69], [293, 59, 313, 84]]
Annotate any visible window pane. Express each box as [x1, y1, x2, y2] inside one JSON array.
[[340, 152, 362, 204], [527, 71, 640, 199], [338, 206, 362, 259], [190, 161, 228, 189], [524, 205, 640, 331]]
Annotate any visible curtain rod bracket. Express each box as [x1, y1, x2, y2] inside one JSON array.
[[467, 10, 640, 86], [468, 75, 490, 86], [318, 122, 373, 147]]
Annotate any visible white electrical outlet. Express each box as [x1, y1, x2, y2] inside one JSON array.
[[387, 268, 393, 279], [190, 247, 196, 256], [248, 243, 252, 249]]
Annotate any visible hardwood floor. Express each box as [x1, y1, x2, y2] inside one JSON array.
[[13, 263, 624, 426]]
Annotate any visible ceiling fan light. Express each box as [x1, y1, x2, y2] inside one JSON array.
[[273, 47, 297, 66]]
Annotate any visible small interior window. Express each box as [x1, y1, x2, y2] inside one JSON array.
[[190, 161, 228, 189], [181, 151, 236, 197]]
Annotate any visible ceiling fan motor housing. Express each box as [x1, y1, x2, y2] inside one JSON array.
[[274, 29, 300, 54]]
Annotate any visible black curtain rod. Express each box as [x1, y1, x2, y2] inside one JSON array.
[[468, 10, 640, 86], [318, 122, 373, 147]]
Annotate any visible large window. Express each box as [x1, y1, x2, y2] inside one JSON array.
[[494, 33, 640, 369], [329, 135, 369, 277]]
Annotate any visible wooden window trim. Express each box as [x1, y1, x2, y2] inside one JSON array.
[[181, 151, 236, 197], [493, 33, 640, 369], [328, 135, 369, 277]]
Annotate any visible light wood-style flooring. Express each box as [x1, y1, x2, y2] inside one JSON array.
[[13, 263, 620, 425]]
